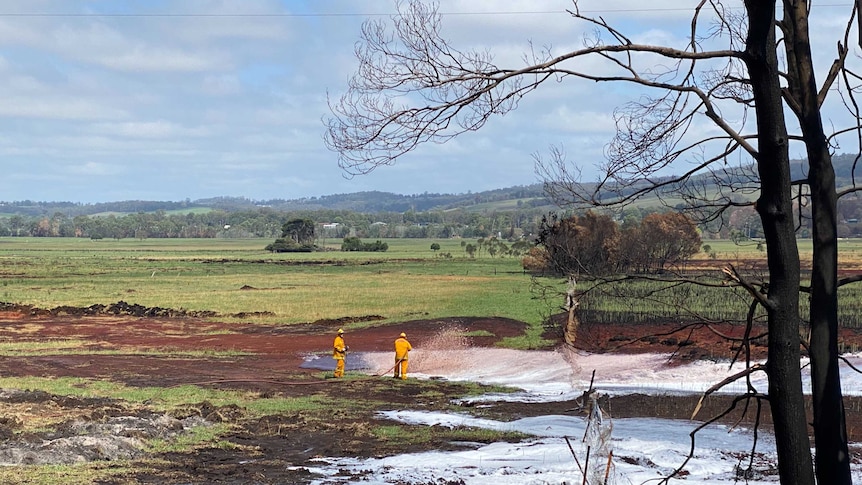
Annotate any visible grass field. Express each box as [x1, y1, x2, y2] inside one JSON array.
[[4, 236, 862, 331], [0, 237, 554, 333]]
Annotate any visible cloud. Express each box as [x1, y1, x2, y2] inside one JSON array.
[[0, 1, 856, 203], [539, 106, 616, 134], [68, 161, 121, 176], [0, 96, 128, 120], [91, 121, 211, 139], [201, 74, 242, 96]]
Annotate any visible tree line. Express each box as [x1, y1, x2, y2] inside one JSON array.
[[0, 207, 549, 240], [4, 200, 859, 246]]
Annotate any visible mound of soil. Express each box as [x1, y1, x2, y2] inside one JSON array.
[[0, 389, 216, 467]]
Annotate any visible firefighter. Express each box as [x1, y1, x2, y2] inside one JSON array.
[[393, 332, 412, 379], [333, 328, 347, 378]]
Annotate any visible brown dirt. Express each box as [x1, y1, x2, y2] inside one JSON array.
[[0, 307, 860, 484]]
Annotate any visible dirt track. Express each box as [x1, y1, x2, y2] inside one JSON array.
[[0, 309, 861, 484]]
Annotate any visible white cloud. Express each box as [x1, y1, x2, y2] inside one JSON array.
[[68, 161, 122, 176], [0, 97, 128, 120], [98, 46, 227, 73], [201, 74, 242, 96], [539, 106, 616, 134], [91, 120, 211, 139], [0, 1, 855, 202]]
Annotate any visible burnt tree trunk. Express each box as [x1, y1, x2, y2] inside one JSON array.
[[782, 1, 851, 481], [564, 280, 579, 346], [744, 2, 815, 484]]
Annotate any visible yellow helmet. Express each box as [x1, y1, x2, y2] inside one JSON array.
[[337, 328, 344, 334], [399, 332, 406, 338]]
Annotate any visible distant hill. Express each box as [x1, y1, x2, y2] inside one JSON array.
[[796, 152, 862, 186], [234, 184, 551, 212], [2, 153, 859, 219], [0, 184, 553, 217]]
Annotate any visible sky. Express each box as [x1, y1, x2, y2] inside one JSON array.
[[299, 347, 862, 484], [0, 1, 858, 204]]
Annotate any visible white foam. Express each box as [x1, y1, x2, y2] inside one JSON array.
[[363, 348, 862, 397], [302, 347, 862, 484], [309, 411, 794, 484]]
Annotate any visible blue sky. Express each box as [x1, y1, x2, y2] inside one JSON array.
[[0, 1, 856, 203]]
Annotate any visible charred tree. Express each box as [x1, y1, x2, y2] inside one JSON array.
[[743, 1, 813, 481]]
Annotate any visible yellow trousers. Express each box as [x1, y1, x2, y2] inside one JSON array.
[[394, 359, 408, 379], [334, 358, 345, 378]]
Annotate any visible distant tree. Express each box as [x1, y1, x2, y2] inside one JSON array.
[[485, 237, 510, 258], [342, 237, 389, 252], [267, 218, 316, 252], [635, 212, 701, 272], [536, 212, 618, 276], [475, 237, 487, 257], [521, 246, 549, 273], [510, 239, 533, 257], [281, 218, 315, 246], [265, 238, 314, 253], [614, 212, 702, 272], [8, 215, 23, 236], [464, 243, 477, 258], [365, 239, 389, 252], [487, 241, 498, 258], [32, 218, 52, 237], [341, 236, 363, 251], [430, 242, 441, 252]]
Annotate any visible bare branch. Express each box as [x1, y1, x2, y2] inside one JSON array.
[[839, 354, 862, 374], [658, 391, 768, 484], [722, 264, 771, 309], [692, 363, 766, 419], [324, 0, 750, 176]]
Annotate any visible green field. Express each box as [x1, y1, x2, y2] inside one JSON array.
[[3, 236, 862, 334], [0, 237, 554, 334]]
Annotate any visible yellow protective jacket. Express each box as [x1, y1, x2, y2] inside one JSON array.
[[394, 337, 412, 360], [333, 335, 346, 360]]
